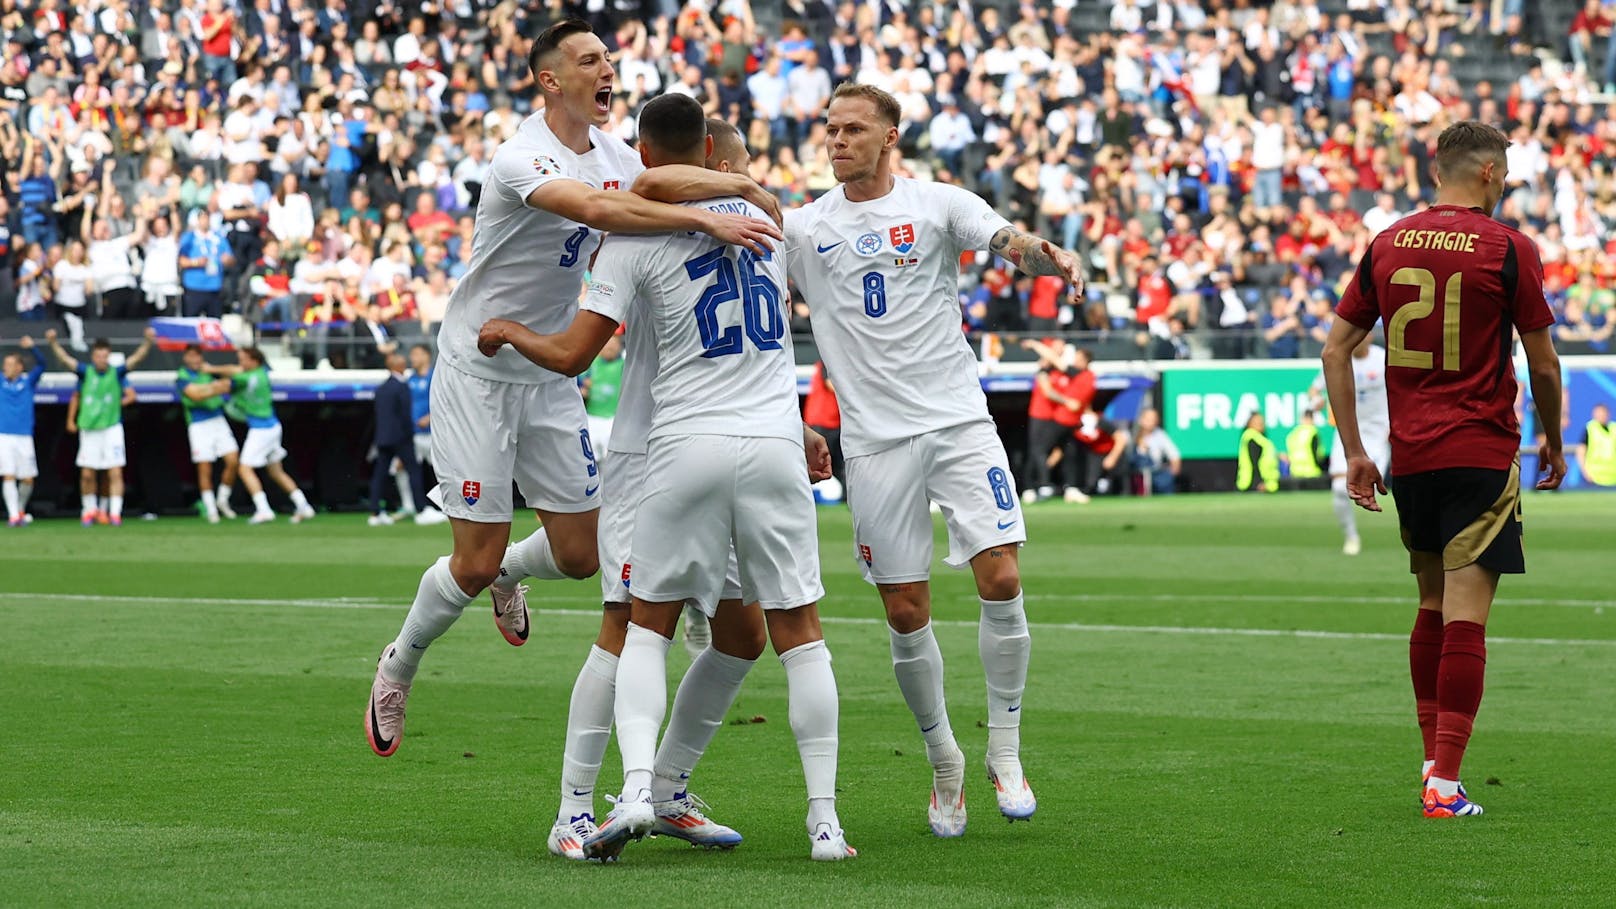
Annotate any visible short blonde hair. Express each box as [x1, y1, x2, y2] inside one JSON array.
[[831, 82, 901, 128]]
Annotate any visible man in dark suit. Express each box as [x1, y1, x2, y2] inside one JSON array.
[[368, 352, 443, 525]]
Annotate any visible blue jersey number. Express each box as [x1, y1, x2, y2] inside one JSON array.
[[987, 467, 1014, 511], [580, 429, 598, 478], [559, 226, 590, 267], [862, 271, 887, 318], [685, 247, 785, 359]]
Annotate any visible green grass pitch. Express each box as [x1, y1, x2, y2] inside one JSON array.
[[2, 493, 1612, 907]]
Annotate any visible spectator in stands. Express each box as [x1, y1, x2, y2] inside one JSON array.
[[248, 238, 296, 327], [84, 203, 146, 320], [178, 211, 234, 319], [141, 208, 184, 315], [14, 242, 47, 321], [52, 240, 92, 345], [267, 173, 315, 256], [349, 302, 399, 370]]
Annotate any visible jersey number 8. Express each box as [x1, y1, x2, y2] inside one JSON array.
[[862, 272, 887, 318], [685, 247, 784, 359]]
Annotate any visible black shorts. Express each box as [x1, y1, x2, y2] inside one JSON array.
[[1390, 461, 1524, 575]]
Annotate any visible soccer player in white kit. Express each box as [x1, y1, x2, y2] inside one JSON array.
[[478, 95, 853, 862], [784, 84, 1085, 837], [363, 19, 783, 761], [1312, 336, 1391, 554]]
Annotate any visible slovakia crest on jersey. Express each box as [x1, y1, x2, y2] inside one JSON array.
[[889, 224, 916, 254], [462, 481, 481, 507]]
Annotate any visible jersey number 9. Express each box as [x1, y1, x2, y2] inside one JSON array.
[[685, 247, 785, 359], [559, 226, 591, 268]]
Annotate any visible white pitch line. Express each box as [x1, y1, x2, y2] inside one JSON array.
[[0, 592, 1611, 648], [1021, 592, 1616, 609]]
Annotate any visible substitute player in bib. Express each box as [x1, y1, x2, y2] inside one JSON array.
[[478, 96, 852, 862], [1323, 120, 1565, 819], [784, 83, 1083, 835], [47, 327, 155, 527], [1311, 336, 1390, 555], [176, 345, 241, 523], [202, 347, 317, 525], [363, 19, 783, 760], [1, 335, 45, 526]]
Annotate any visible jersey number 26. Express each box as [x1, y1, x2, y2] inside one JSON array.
[[685, 247, 785, 359]]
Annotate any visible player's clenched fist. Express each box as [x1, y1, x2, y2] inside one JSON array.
[[477, 319, 523, 357]]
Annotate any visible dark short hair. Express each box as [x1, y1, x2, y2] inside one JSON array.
[[92, 338, 112, 352], [183, 344, 202, 355], [410, 343, 432, 355], [638, 93, 707, 159], [1435, 120, 1509, 179], [529, 18, 595, 81], [242, 346, 266, 367], [830, 82, 901, 129]]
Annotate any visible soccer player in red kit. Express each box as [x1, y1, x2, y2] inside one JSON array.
[[1322, 121, 1566, 819]]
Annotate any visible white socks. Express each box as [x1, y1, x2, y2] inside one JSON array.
[[201, 488, 218, 518], [780, 639, 840, 833], [290, 488, 311, 511], [1332, 476, 1358, 541], [615, 623, 673, 799], [81, 493, 96, 514], [558, 645, 619, 822], [979, 592, 1030, 766], [652, 646, 757, 802], [252, 491, 272, 515], [2, 479, 17, 520], [393, 469, 415, 513], [497, 527, 567, 590], [889, 623, 957, 764], [17, 479, 30, 512], [108, 495, 124, 519], [380, 556, 474, 683], [217, 483, 232, 507]]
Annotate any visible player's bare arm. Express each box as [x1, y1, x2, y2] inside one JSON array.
[[65, 391, 79, 434], [803, 426, 832, 482], [1320, 317, 1385, 511], [124, 328, 158, 370], [989, 226, 1085, 302], [631, 165, 783, 227], [527, 180, 781, 256], [1520, 327, 1567, 489], [477, 311, 619, 377], [43, 329, 77, 371]]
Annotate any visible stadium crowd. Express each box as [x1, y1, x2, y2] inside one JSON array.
[[0, 0, 1612, 364]]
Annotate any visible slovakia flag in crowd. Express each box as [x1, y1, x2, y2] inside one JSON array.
[[150, 318, 235, 352]]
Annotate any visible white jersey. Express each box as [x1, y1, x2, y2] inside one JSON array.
[[582, 196, 800, 443], [785, 177, 1011, 457], [437, 112, 644, 385], [608, 302, 655, 455], [1315, 344, 1390, 439]]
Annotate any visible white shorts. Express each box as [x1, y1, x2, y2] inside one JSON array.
[[430, 361, 600, 523], [188, 417, 239, 464], [600, 451, 741, 604], [76, 424, 127, 470], [846, 421, 1027, 585], [1329, 431, 1392, 477], [413, 434, 431, 465], [242, 423, 287, 469], [630, 435, 822, 616], [0, 433, 38, 479], [588, 416, 614, 462]]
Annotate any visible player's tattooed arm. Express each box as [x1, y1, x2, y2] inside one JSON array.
[[989, 226, 1086, 300], [478, 311, 619, 378], [632, 165, 783, 228]]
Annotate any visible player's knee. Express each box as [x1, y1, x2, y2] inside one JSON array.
[[450, 554, 503, 595], [881, 592, 931, 633], [973, 549, 1021, 601], [552, 545, 599, 580]]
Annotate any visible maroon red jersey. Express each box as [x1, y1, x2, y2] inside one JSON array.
[[1336, 204, 1554, 473]]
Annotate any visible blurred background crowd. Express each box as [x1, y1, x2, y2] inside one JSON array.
[[1, 0, 1612, 367]]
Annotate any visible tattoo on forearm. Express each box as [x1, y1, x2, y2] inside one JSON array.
[[990, 227, 1064, 278]]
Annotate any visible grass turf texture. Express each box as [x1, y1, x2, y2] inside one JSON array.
[[1, 493, 1612, 908]]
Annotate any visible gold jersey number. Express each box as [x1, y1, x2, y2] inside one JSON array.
[[1387, 267, 1461, 371]]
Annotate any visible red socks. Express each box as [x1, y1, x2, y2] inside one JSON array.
[[1432, 620, 1487, 781], [1409, 609, 1445, 761]]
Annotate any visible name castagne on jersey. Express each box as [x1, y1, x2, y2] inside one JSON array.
[[1390, 229, 1481, 252]]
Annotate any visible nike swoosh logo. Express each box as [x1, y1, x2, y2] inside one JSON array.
[[1008, 705, 1021, 713], [921, 722, 940, 733], [997, 519, 1018, 531], [409, 642, 427, 650], [585, 484, 599, 497], [369, 700, 394, 752], [572, 789, 591, 797], [816, 241, 844, 253]]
